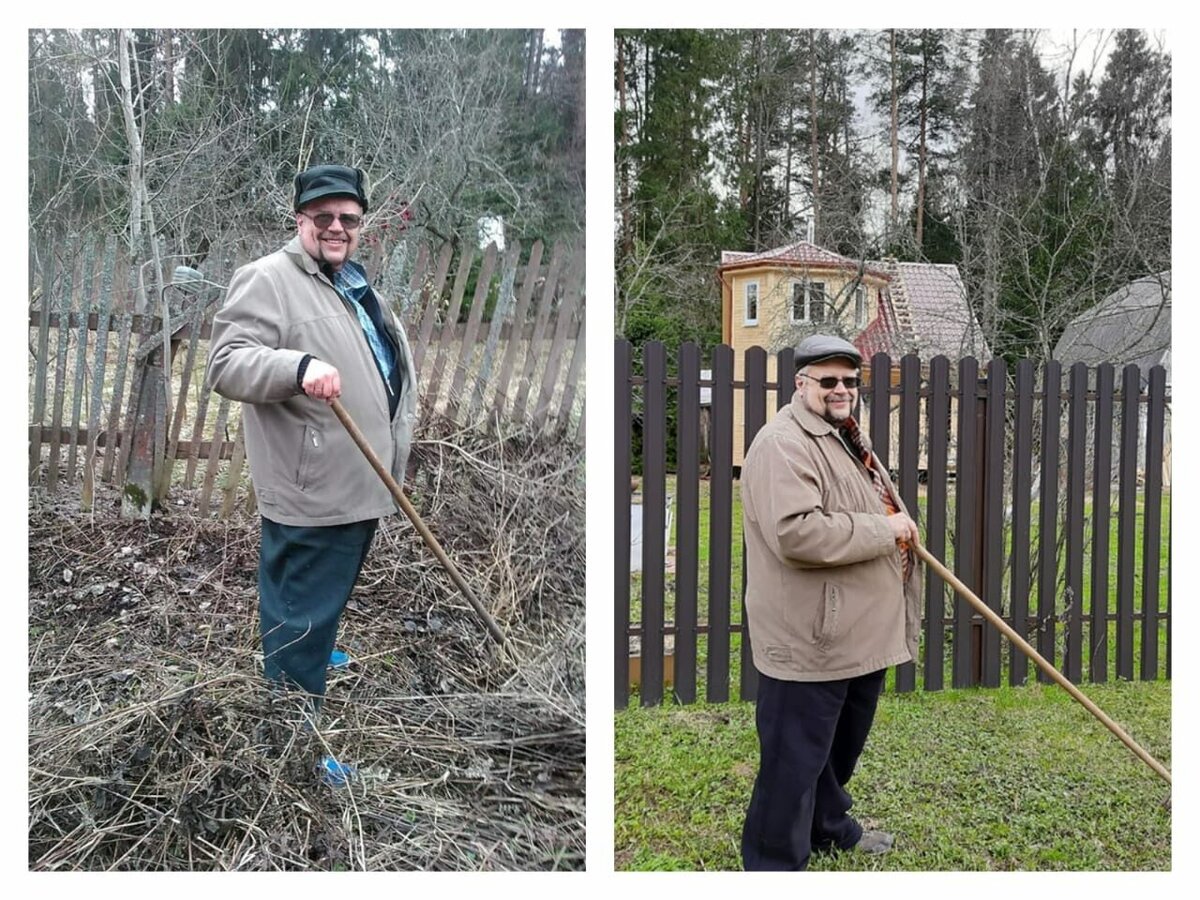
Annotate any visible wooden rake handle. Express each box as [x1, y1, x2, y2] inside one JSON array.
[[328, 398, 515, 663], [913, 542, 1171, 786]]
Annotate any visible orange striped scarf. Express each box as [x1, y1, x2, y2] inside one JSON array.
[[838, 417, 914, 581]]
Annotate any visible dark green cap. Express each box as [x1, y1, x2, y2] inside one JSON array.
[[294, 164, 369, 213]]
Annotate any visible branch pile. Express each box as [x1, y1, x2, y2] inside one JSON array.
[[28, 416, 585, 871]]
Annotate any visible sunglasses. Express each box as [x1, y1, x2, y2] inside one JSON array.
[[801, 374, 860, 389], [300, 211, 363, 230]]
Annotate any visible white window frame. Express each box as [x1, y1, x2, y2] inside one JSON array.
[[789, 279, 827, 324], [744, 281, 759, 326], [855, 285, 866, 327]]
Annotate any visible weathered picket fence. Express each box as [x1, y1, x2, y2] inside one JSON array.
[[28, 232, 585, 516]]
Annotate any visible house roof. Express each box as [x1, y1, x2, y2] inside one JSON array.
[[1054, 272, 1171, 383], [870, 260, 990, 360], [720, 241, 890, 281]]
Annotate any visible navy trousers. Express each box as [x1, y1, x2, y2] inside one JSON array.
[[741, 668, 886, 871], [258, 517, 378, 703]]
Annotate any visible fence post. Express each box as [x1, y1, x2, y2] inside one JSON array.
[[674, 342, 701, 704], [1116, 364, 1140, 680], [740, 346, 767, 703], [982, 357, 1007, 687], [1089, 363, 1115, 682], [1009, 359, 1035, 685], [640, 341, 668, 706], [1036, 360, 1063, 683], [1064, 363, 1089, 683], [706, 344, 734, 703], [896, 353, 921, 692], [615, 339, 632, 708], [953, 357, 982, 687], [925, 356, 951, 691], [1141, 366, 1167, 680]]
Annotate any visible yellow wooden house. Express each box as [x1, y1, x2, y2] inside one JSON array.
[[719, 240, 894, 467]]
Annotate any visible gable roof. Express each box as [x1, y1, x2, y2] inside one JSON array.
[[870, 260, 990, 360], [1054, 272, 1171, 383], [720, 241, 890, 280]]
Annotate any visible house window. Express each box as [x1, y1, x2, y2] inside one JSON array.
[[855, 286, 866, 327], [790, 280, 827, 323], [744, 282, 759, 325]]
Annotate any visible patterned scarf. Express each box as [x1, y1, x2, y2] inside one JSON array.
[[838, 416, 914, 582], [331, 264, 396, 385]]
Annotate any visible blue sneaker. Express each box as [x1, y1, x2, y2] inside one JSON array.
[[329, 650, 351, 669], [320, 756, 356, 787]]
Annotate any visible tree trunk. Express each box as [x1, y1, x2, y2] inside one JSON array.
[[809, 31, 820, 243], [916, 39, 928, 252], [890, 29, 900, 237], [617, 35, 632, 258]]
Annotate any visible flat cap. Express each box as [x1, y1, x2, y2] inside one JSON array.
[[794, 333, 862, 370], [294, 164, 370, 213]]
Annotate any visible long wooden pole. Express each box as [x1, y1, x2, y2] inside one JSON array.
[[328, 398, 516, 665], [913, 542, 1170, 785]]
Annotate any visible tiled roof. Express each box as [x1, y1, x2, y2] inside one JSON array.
[[871, 261, 989, 359], [721, 241, 889, 280]]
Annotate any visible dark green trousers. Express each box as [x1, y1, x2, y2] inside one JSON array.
[[258, 516, 378, 701]]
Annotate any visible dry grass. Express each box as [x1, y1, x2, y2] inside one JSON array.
[[28, 414, 585, 871]]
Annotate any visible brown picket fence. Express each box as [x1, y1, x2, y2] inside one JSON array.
[[28, 233, 585, 516], [616, 341, 1171, 708]]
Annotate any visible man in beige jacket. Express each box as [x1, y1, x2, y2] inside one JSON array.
[[207, 165, 418, 746], [739, 334, 921, 870]]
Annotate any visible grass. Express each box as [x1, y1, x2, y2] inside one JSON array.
[[614, 678, 1171, 871]]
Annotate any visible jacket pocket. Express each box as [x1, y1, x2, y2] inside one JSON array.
[[814, 582, 841, 651], [297, 424, 322, 490]]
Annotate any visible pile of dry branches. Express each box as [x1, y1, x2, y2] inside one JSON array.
[[28, 416, 585, 871]]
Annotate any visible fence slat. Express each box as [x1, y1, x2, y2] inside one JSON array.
[[165, 296, 210, 488], [472, 240, 521, 417], [401, 242, 430, 328], [198, 396, 231, 517], [1116, 364, 1140, 680], [615, 340, 632, 708], [66, 237, 98, 482], [674, 342, 701, 705], [426, 246, 475, 411], [982, 357, 1006, 687], [707, 345, 734, 703], [414, 241, 454, 374], [1064, 363, 1088, 683], [1037, 361, 1062, 682], [924, 356, 951, 691], [447, 243, 498, 419], [220, 419, 248, 519], [534, 248, 584, 430], [1009, 359, 1035, 685], [896, 353, 921, 692], [1089, 363, 1115, 682], [511, 245, 564, 424], [740, 347, 768, 703], [47, 249, 79, 492], [115, 292, 159, 487], [868, 352, 891, 468], [776, 348, 795, 409], [29, 244, 57, 479], [556, 312, 586, 435], [492, 240, 544, 422], [1141, 366, 1167, 680], [640, 341, 667, 706], [953, 357, 981, 687]]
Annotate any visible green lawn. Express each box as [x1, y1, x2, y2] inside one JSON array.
[[614, 679, 1171, 871]]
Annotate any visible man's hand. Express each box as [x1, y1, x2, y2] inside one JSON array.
[[887, 513, 919, 545], [301, 359, 341, 402]]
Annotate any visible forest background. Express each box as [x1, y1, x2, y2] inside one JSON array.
[[614, 28, 1171, 363]]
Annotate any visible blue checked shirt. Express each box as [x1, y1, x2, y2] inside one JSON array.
[[332, 265, 396, 390]]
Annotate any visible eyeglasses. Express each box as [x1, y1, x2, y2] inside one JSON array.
[[300, 211, 363, 230], [801, 374, 860, 390]]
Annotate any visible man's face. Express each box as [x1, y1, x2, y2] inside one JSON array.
[[296, 196, 363, 271], [796, 358, 859, 424]]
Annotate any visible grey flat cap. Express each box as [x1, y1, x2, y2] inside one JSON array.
[[794, 334, 862, 370]]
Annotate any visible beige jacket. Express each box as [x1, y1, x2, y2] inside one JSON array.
[[206, 236, 418, 526], [740, 391, 922, 681]]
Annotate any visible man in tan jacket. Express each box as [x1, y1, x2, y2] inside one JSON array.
[[739, 334, 921, 870], [207, 165, 418, 751]]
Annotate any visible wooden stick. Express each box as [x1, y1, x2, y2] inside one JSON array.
[[328, 398, 515, 665], [914, 542, 1171, 785]]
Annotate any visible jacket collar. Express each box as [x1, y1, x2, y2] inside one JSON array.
[[788, 388, 837, 437], [283, 234, 365, 283]]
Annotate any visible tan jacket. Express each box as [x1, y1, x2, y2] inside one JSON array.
[[206, 236, 418, 526], [740, 391, 922, 681]]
